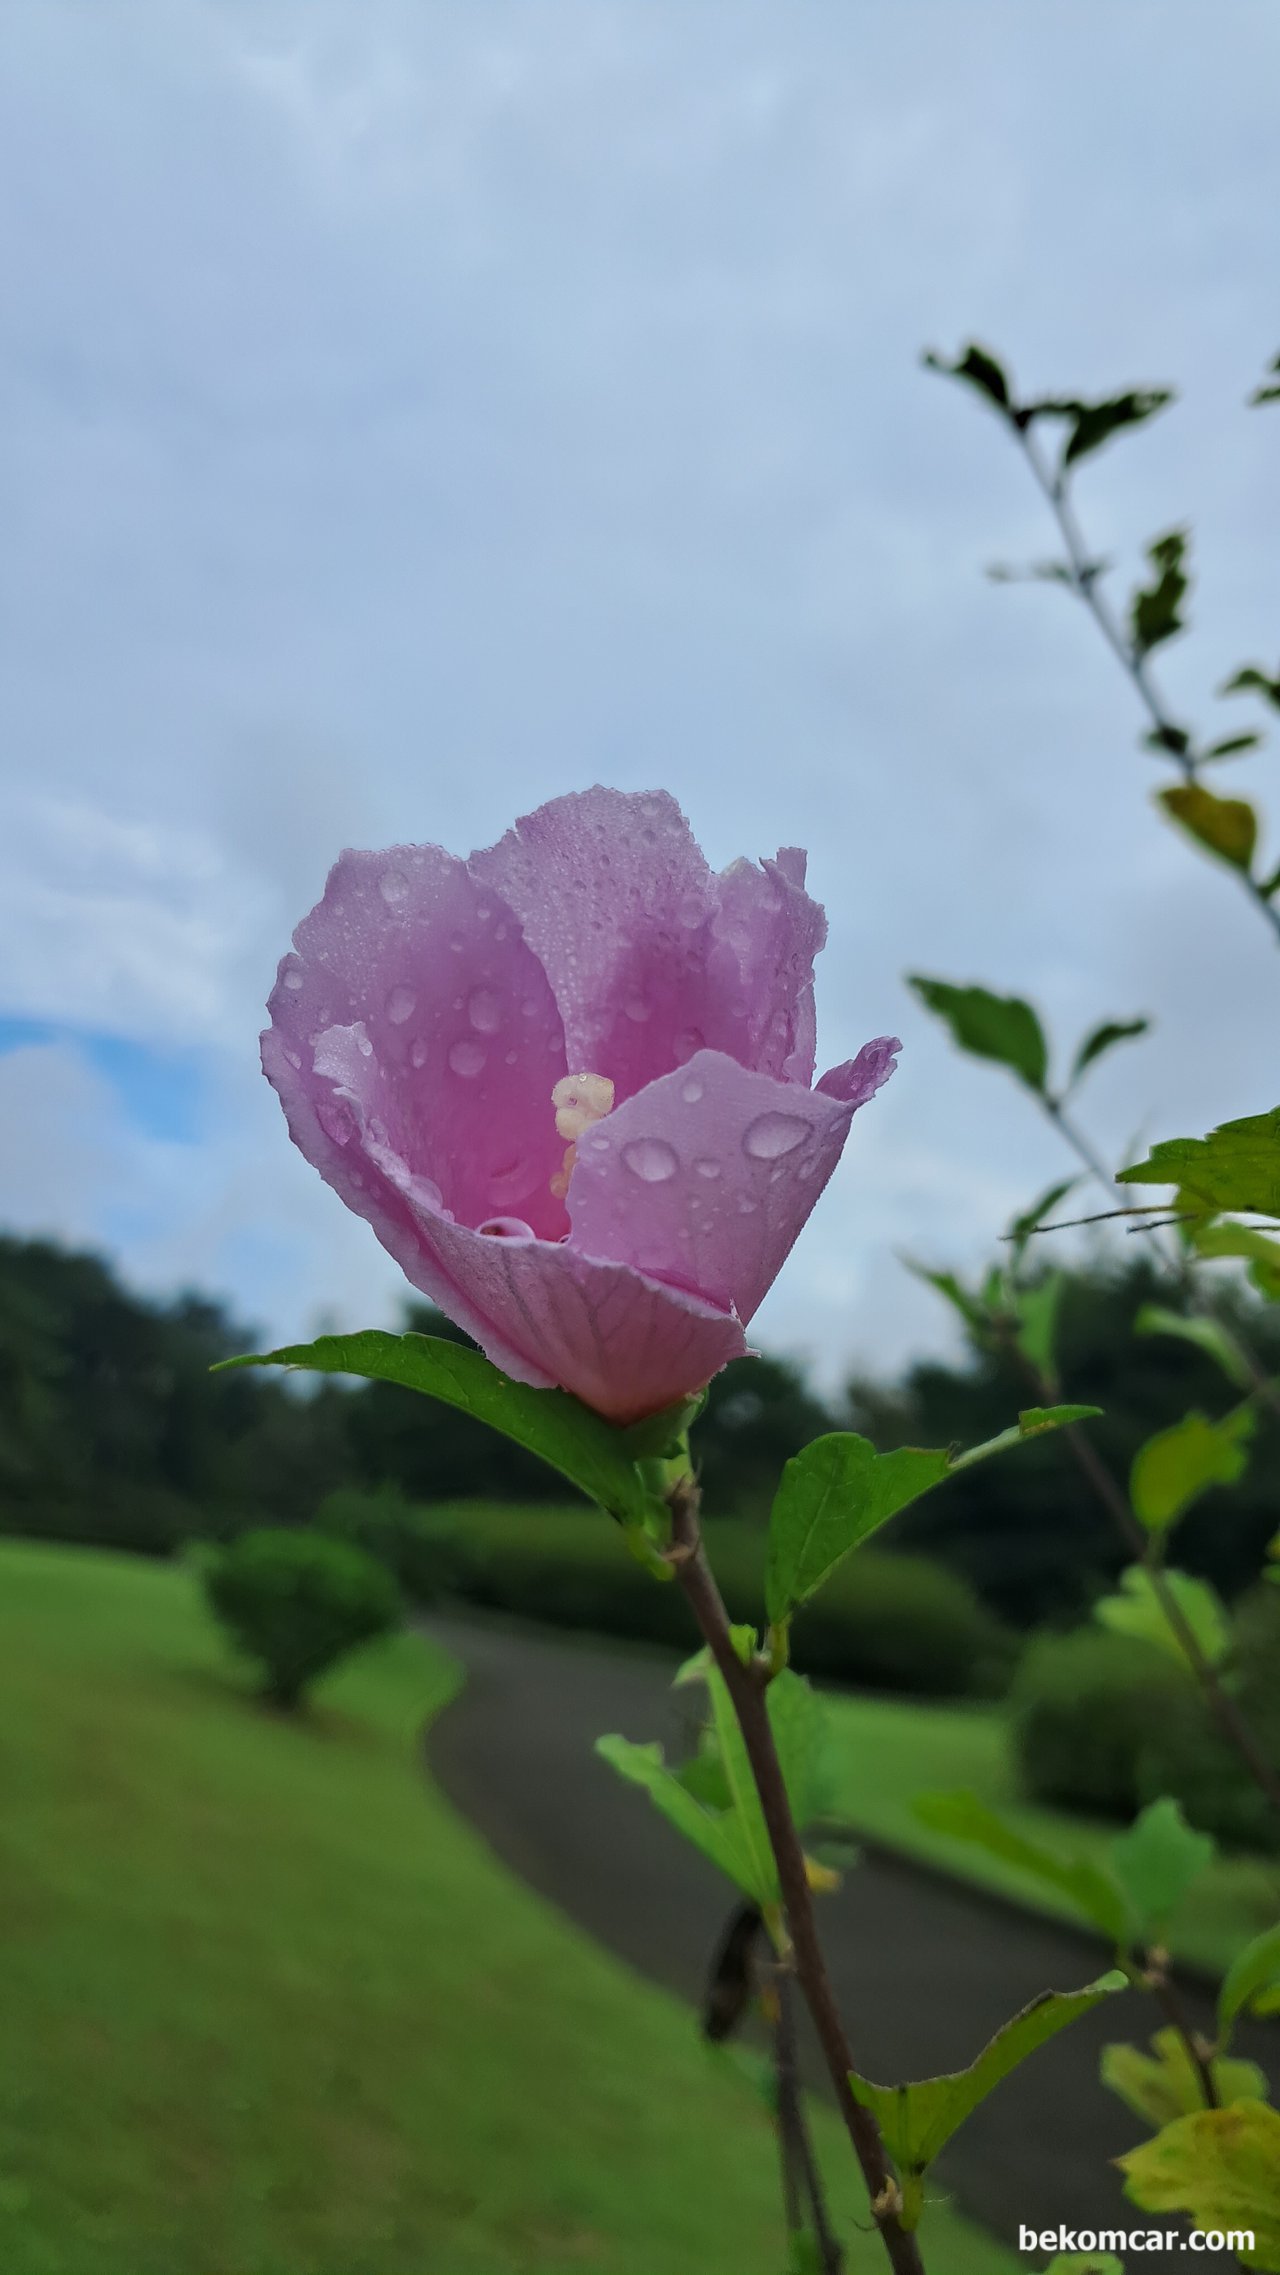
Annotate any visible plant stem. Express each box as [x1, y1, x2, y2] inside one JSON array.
[[1142, 1954, 1220, 2111], [1011, 420, 1280, 949], [668, 1481, 926, 2275], [772, 1963, 846, 2275]]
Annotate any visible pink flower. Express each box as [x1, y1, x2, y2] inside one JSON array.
[[263, 789, 897, 1424]]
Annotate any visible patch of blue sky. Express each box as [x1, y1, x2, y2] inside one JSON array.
[[0, 1017, 208, 1145]]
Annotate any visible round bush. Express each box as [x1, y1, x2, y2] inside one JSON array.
[[205, 1526, 402, 1708], [1011, 1626, 1199, 1818]]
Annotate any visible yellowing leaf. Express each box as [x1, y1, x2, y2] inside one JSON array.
[[1102, 2028, 1267, 2128], [1159, 783, 1258, 873], [1119, 2101, 1280, 2268]]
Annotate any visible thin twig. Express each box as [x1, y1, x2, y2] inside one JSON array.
[[668, 1480, 925, 2275], [773, 1963, 846, 2275], [1141, 1951, 1220, 2112]]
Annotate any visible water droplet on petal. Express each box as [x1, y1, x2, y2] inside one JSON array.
[[448, 1039, 486, 1078], [386, 985, 416, 1025], [476, 903, 492, 922], [356, 1031, 374, 1057], [744, 1112, 808, 1162], [409, 1039, 429, 1069], [681, 1075, 704, 1104], [282, 963, 304, 991], [673, 1028, 704, 1064], [283, 1046, 302, 1068], [694, 1158, 721, 1180], [448, 933, 464, 954], [586, 1132, 611, 1153], [380, 869, 410, 906], [737, 1196, 758, 1215], [624, 995, 651, 1023], [622, 1138, 678, 1184], [504, 1049, 518, 1066], [478, 1215, 535, 1241], [468, 986, 502, 1033], [317, 1098, 356, 1146], [494, 923, 509, 942]]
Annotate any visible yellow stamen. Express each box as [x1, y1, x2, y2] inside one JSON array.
[[550, 1072, 614, 1199]]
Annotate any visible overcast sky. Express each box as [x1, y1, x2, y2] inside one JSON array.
[[1, 1, 1276, 1389]]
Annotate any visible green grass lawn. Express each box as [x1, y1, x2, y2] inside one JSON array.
[[0, 1542, 1011, 2275], [824, 1691, 1280, 1978]]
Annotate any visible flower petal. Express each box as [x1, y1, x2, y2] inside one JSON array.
[[712, 849, 827, 1085], [566, 1044, 891, 1325], [265, 844, 568, 1237], [816, 1034, 902, 1105]]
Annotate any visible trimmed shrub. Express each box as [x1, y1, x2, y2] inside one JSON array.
[[1011, 1627, 1196, 1818], [204, 1527, 402, 1709], [401, 1502, 1014, 1698], [314, 1486, 469, 1605]]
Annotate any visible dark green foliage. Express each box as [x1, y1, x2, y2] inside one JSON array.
[[399, 1503, 1014, 1698], [851, 1256, 1280, 1626], [314, 1486, 469, 1604], [1011, 1628, 1199, 1819], [1012, 1600, 1280, 1853], [204, 1527, 402, 1708], [1130, 528, 1188, 657]]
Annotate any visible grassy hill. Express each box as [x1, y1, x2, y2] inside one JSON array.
[[0, 1541, 1009, 2275]]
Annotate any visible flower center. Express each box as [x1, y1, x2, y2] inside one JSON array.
[[549, 1071, 614, 1200]]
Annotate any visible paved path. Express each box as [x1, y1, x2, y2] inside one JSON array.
[[425, 1615, 1276, 2271]]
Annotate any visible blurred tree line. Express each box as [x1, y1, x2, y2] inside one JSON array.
[[2, 1230, 1275, 1628]]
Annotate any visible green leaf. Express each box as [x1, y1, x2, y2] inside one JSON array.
[[1223, 662, 1280, 711], [1133, 1305, 1253, 1389], [1069, 1017, 1150, 1088], [850, 1973, 1125, 2227], [903, 1260, 993, 1335], [922, 341, 1012, 411], [217, 1331, 662, 1530], [1159, 783, 1258, 874], [907, 975, 1048, 1092], [1102, 2028, 1267, 2128], [1007, 1178, 1080, 1259], [1118, 1109, 1280, 1217], [1130, 1407, 1255, 1533], [1107, 1800, 1215, 1945], [1094, 1565, 1230, 1670], [595, 1735, 772, 1901], [1249, 351, 1280, 409], [765, 1406, 1096, 1623], [1204, 732, 1264, 761], [1014, 1271, 1065, 1384], [753, 1667, 834, 1834], [766, 1435, 952, 1623], [1062, 388, 1172, 467], [1119, 2101, 1280, 2267], [1131, 528, 1188, 657], [1191, 1221, 1280, 1301], [1220, 1923, 1280, 2040], [912, 1791, 1130, 1945]]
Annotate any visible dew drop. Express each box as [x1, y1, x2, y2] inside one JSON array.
[[737, 1196, 758, 1215], [448, 933, 465, 954], [586, 1132, 611, 1153], [621, 1137, 678, 1184], [694, 1158, 721, 1180], [624, 995, 652, 1023], [283, 1046, 302, 1068], [386, 985, 416, 1026], [317, 1098, 355, 1146], [448, 1039, 486, 1079], [356, 1031, 374, 1057], [673, 1027, 704, 1064], [504, 1049, 518, 1066], [468, 986, 502, 1033], [487, 1156, 531, 1207], [409, 1039, 429, 1069], [282, 963, 304, 991], [743, 1112, 808, 1162], [380, 868, 410, 907], [680, 1075, 704, 1105], [494, 924, 508, 941], [476, 903, 493, 923]]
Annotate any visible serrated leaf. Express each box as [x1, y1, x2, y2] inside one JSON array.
[[1131, 528, 1188, 657], [1119, 2101, 1280, 2267], [1014, 1271, 1065, 1384], [908, 975, 1048, 1092], [1220, 1923, 1280, 2040], [1094, 1565, 1230, 1670], [1063, 388, 1172, 467], [850, 1973, 1125, 2227], [1007, 1178, 1080, 1259], [1069, 1017, 1150, 1088], [1118, 1110, 1280, 1217], [912, 1791, 1130, 1944], [765, 1405, 1097, 1623], [595, 1735, 770, 1900], [922, 341, 1011, 410], [1102, 2028, 1267, 2128], [1160, 783, 1258, 873], [766, 1435, 951, 1622], [1107, 1800, 1215, 1944], [1133, 1305, 1253, 1389], [217, 1331, 663, 1529], [1130, 1407, 1255, 1532]]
